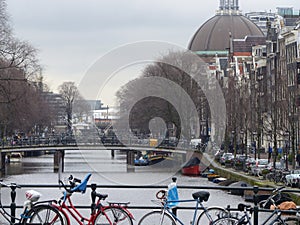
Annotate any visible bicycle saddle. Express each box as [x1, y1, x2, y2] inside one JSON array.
[[71, 173, 92, 193], [238, 203, 252, 211], [192, 191, 210, 202]]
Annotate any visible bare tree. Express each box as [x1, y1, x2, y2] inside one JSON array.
[[73, 96, 91, 123], [116, 50, 208, 141], [0, 0, 50, 138], [58, 82, 79, 133], [0, 67, 52, 137]]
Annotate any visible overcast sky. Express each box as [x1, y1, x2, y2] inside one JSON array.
[[6, 0, 300, 105]]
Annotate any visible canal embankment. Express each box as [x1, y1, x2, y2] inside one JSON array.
[[209, 157, 300, 205]]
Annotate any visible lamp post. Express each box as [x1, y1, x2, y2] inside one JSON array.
[[253, 131, 257, 160], [268, 130, 272, 163], [240, 130, 244, 155], [284, 130, 290, 170], [232, 130, 236, 157], [240, 130, 245, 170]]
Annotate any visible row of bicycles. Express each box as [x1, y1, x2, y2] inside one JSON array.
[[1, 173, 300, 225]]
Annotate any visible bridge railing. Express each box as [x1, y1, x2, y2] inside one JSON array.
[[2, 184, 300, 225]]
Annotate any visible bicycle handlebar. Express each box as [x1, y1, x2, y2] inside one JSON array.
[[156, 190, 167, 200], [59, 180, 70, 192], [0, 181, 21, 189], [272, 186, 285, 194], [59, 175, 83, 193]]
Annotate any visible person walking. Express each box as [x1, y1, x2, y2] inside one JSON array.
[[268, 144, 272, 163]]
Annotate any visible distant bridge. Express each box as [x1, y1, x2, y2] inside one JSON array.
[[0, 144, 190, 172]]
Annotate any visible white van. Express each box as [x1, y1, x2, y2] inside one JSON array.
[[190, 139, 201, 149]]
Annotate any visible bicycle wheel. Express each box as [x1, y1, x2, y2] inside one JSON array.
[[22, 204, 64, 225], [94, 207, 133, 225], [196, 206, 228, 225], [138, 211, 175, 225], [283, 217, 300, 225], [211, 217, 239, 225], [266, 173, 275, 182]]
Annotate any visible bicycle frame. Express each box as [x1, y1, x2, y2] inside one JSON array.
[[235, 207, 286, 225], [52, 192, 96, 225], [160, 198, 212, 225], [52, 191, 133, 225], [0, 182, 55, 225]]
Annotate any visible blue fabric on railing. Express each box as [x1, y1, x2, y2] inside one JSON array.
[[167, 182, 179, 208]]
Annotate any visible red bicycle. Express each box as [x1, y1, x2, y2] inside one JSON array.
[[52, 173, 134, 225]]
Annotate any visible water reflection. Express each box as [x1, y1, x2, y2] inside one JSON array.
[[0, 150, 263, 224]]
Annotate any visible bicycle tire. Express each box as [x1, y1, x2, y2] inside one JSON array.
[[274, 176, 280, 184], [211, 216, 239, 225], [94, 206, 133, 225], [196, 206, 228, 225], [138, 210, 176, 225], [22, 204, 64, 225], [283, 217, 300, 225], [266, 173, 275, 182], [51, 205, 69, 225]]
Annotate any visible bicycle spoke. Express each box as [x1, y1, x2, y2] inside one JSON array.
[[24, 205, 63, 225], [94, 207, 133, 225]]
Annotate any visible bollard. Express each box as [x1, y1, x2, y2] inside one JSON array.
[[10, 185, 16, 223], [253, 186, 259, 225]]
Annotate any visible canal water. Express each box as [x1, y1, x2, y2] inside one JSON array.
[[0, 150, 268, 224]]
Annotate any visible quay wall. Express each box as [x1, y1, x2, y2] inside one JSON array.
[[211, 161, 300, 205]]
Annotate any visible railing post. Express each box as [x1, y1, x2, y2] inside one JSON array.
[[111, 150, 115, 158], [253, 186, 259, 225], [10, 185, 16, 223], [54, 150, 64, 172], [126, 150, 135, 172], [91, 183, 97, 214], [0, 152, 5, 171]]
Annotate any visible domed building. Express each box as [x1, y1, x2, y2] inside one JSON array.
[[188, 0, 264, 55]]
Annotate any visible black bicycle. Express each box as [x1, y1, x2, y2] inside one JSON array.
[[266, 170, 289, 185], [0, 181, 64, 225], [212, 187, 300, 225]]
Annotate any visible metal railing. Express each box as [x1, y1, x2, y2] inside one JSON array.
[[3, 183, 300, 225]]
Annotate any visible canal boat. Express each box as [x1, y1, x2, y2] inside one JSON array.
[[207, 174, 220, 181], [229, 181, 250, 196], [182, 157, 200, 176], [134, 151, 174, 166], [8, 152, 22, 163]]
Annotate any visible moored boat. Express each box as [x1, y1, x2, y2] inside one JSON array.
[[182, 157, 200, 176], [8, 152, 22, 163]]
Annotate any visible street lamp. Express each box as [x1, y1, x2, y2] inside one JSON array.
[[240, 130, 245, 171], [252, 131, 257, 160], [268, 130, 272, 163], [240, 130, 244, 155], [232, 130, 236, 157], [284, 130, 290, 170]]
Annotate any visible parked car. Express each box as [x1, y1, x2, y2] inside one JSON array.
[[285, 170, 300, 187], [190, 139, 201, 149], [250, 159, 269, 176], [233, 155, 246, 163], [214, 150, 224, 161], [245, 157, 256, 172], [266, 162, 285, 172], [232, 155, 247, 169], [219, 153, 234, 165]]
